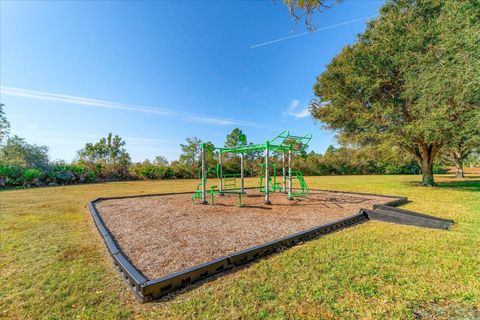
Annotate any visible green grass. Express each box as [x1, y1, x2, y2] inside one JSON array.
[[1, 175, 479, 319]]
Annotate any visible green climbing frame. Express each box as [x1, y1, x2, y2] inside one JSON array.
[[195, 130, 312, 205]]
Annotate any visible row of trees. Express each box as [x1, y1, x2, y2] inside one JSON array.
[[1, 115, 473, 188], [0, 99, 477, 188]]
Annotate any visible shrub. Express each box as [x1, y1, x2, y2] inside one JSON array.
[[129, 163, 169, 180], [47, 163, 88, 184], [0, 164, 26, 187], [22, 168, 43, 185]]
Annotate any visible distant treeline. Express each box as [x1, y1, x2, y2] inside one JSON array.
[[1, 128, 471, 188]]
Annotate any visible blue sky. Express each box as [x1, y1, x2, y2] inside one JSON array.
[[0, 0, 384, 162]]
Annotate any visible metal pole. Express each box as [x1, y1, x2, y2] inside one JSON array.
[[264, 141, 271, 204], [282, 150, 286, 193], [201, 143, 207, 204], [288, 145, 293, 200], [240, 153, 244, 192], [218, 151, 223, 193]]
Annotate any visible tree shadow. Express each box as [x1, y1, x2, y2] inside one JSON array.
[[441, 175, 480, 180], [435, 179, 480, 192]]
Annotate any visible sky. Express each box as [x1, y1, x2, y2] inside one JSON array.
[[0, 0, 385, 162]]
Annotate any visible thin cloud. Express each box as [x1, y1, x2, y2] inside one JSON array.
[[250, 15, 374, 49], [11, 128, 180, 161], [284, 99, 310, 119], [1, 86, 273, 129], [13, 129, 177, 145], [237, 85, 250, 93]]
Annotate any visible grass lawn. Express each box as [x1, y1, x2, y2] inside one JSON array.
[[1, 175, 479, 319]]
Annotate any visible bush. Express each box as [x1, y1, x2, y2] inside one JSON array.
[[0, 164, 25, 187], [23, 168, 43, 185], [129, 162, 170, 180], [47, 163, 90, 184]]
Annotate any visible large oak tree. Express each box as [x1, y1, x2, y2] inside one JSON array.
[[310, 0, 480, 186]]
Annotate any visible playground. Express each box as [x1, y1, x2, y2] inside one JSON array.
[[192, 130, 313, 206], [89, 130, 455, 302], [86, 130, 455, 302], [95, 189, 395, 280]]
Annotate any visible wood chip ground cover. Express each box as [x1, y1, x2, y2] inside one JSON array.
[[95, 190, 394, 279]]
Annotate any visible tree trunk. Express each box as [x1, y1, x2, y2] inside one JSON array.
[[405, 142, 442, 187], [420, 158, 435, 186], [452, 154, 465, 179]]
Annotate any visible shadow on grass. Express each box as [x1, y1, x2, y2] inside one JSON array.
[[412, 302, 480, 319], [441, 174, 480, 180], [436, 179, 480, 192], [403, 177, 480, 192]]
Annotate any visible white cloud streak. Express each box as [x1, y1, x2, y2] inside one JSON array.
[[11, 129, 180, 161], [1, 86, 273, 129], [12, 129, 177, 145], [284, 99, 310, 119], [250, 15, 374, 49]]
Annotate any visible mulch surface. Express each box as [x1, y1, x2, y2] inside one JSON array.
[[96, 190, 395, 279]]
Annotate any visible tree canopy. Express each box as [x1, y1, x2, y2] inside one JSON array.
[[0, 104, 10, 144], [310, 0, 480, 186], [153, 155, 169, 166], [179, 137, 203, 166], [283, 0, 336, 30], [0, 135, 49, 169], [225, 128, 247, 148], [78, 133, 131, 166]]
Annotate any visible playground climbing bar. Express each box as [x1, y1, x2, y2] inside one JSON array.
[[282, 150, 286, 193], [240, 153, 244, 192], [218, 152, 223, 193], [288, 146, 293, 200], [201, 143, 207, 204], [264, 140, 270, 204]]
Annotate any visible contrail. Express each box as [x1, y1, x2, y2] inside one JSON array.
[[0, 86, 275, 129], [250, 15, 374, 49]]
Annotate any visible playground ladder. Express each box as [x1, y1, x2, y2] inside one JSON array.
[[224, 176, 237, 190], [292, 170, 308, 196]]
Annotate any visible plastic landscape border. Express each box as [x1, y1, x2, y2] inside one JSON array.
[[87, 189, 409, 302]]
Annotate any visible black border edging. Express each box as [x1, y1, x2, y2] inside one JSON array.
[[372, 204, 454, 223], [87, 189, 408, 302], [363, 207, 454, 230]]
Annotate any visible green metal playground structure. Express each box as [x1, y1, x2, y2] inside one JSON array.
[[192, 130, 311, 205]]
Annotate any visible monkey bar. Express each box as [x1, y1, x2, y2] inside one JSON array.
[[198, 131, 312, 205]]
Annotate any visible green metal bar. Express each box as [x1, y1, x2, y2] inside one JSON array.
[[237, 193, 244, 207], [264, 140, 271, 204], [259, 163, 265, 192], [201, 143, 207, 204], [288, 144, 293, 200], [218, 152, 223, 193], [240, 153, 244, 192], [282, 150, 286, 193], [291, 170, 309, 196], [214, 143, 290, 154], [213, 131, 311, 154]]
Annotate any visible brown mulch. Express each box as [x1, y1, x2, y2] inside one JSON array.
[[95, 190, 395, 279]]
